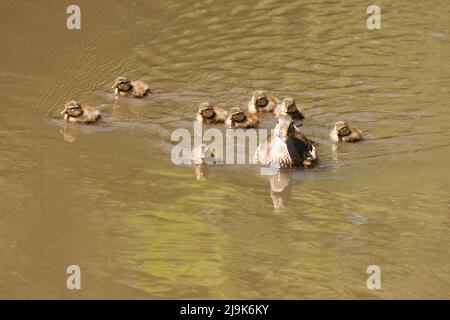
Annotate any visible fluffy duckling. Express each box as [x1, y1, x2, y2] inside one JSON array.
[[254, 115, 317, 168], [61, 100, 101, 124], [112, 76, 152, 98], [191, 143, 222, 165], [274, 97, 305, 121], [196, 102, 228, 124], [247, 90, 280, 113], [225, 107, 259, 129], [330, 121, 363, 142]]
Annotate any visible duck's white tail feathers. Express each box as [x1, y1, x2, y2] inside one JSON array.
[[309, 144, 317, 161]]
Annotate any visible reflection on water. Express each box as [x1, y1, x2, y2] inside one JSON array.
[[269, 169, 293, 212], [0, 0, 449, 299]]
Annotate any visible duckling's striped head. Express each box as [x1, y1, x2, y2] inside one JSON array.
[[112, 76, 132, 91], [335, 121, 351, 136], [62, 100, 83, 118], [281, 97, 297, 113], [229, 107, 246, 122], [252, 90, 269, 108], [198, 102, 215, 119]]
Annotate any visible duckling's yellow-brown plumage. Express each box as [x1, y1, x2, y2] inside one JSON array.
[[196, 102, 228, 124], [247, 90, 280, 113], [112, 76, 152, 98], [61, 100, 101, 124], [225, 107, 259, 129], [274, 97, 305, 120], [330, 121, 363, 142]]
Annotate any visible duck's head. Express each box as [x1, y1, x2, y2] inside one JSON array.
[[274, 115, 296, 142], [61, 100, 83, 117], [229, 107, 246, 123], [112, 76, 132, 91], [252, 90, 269, 108], [198, 102, 215, 119], [281, 97, 297, 113], [334, 121, 351, 136]]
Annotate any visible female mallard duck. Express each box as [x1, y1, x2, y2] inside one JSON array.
[[61, 100, 101, 124], [225, 107, 259, 128], [274, 97, 305, 121], [112, 76, 152, 98], [247, 90, 280, 113], [254, 115, 317, 168], [196, 102, 228, 124], [330, 121, 363, 142]]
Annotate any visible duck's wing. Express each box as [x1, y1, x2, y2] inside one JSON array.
[[350, 126, 363, 139], [286, 137, 309, 166], [132, 81, 151, 97], [214, 107, 229, 121], [294, 131, 311, 147], [245, 113, 259, 128], [267, 96, 280, 112], [81, 104, 101, 123]]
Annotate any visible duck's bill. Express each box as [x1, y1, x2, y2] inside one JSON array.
[[61, 110, 68, 115]]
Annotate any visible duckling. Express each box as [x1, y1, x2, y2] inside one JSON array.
[[254, 115, 317, 168], [225, 107, 259, 129], [196, 102, 228, 124], [274, 97, 305, 121], [247, 90, 280, 113], [191, 143, 222, 165], [112, 76, 152, 98], [61, 100, 101, 124], [330, 121, 363, 142]]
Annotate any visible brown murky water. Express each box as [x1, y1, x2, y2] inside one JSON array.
[[0, 0, 449, 299]]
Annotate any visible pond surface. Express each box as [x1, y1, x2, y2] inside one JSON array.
[[0, 0, 449, 298]]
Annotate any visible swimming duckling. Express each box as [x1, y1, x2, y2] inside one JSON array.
[[274, 97, 305, 121], [61, 100, 101, 124], [191, 143, 222, 165], [247, 90, 280, 113], [254, 115, 317, 168], [196, 102, 228, 124], [330, 121, 363, 142], [112, 76, 152, 98], [225, 107, 259, 129]]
